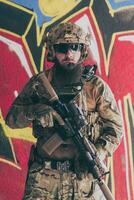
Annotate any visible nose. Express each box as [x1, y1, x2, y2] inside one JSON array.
[[65, 49, 73, 58]]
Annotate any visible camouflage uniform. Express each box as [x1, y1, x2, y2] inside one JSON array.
[[5, 22, 122, 200], [5, 69, 122, 200]]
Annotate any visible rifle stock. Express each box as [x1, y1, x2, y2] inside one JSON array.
[[36, 72, 115, 200], [37, 72, 59, 102]]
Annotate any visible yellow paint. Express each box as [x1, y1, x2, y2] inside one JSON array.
[[4, 125, 36, 143], [22, 37, 39, 75], [1, 0, 89, 72], [0, 28, 21, 38], [0, 158, 21, 170], [90, 5, 134, 76], [104, 157, 115, 197], [0, 110, 35, 169], [1, 0, 41, 71], [0, 111, 36, 143], [40, 44, 47, 71], [38, 0, 80, 17], [110, 157, 115, 197], [89, 8, 107, 74], [0, 0, 88, 140], [106, 30, 134, 76], [1, 0, 34, 15], [90, 1, 134, 76], [124, 93, 134, 199]]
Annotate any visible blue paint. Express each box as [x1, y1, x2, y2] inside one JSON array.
[[108, 0, 134, 9], [10, 0, 52, 26]]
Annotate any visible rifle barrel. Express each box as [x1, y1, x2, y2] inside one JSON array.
[[98, 180, 115, 200]]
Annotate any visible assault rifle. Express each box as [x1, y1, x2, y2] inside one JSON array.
[[36, 72, 115, 200]]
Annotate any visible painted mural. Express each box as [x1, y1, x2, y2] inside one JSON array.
[[0, 0, 134, 199]]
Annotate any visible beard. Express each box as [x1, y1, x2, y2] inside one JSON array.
[[60, 62, 78, 71], [55, 58, 79, 71], [53, 58, 82, 86]]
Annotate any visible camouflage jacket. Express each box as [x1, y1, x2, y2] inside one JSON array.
[[5, 68, 123, 157]]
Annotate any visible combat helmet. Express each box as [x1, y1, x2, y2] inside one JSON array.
[[45, 22, 91, 63]]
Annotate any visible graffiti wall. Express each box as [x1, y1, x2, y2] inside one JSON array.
[[0, 0, 134, 199]]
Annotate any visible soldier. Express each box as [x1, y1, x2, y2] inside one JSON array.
[[5, 22, 122, 200]]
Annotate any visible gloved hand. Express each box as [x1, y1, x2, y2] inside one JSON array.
[[25, 103, 53, 127], [32, 104, 54, 127], [30, 104, 64, 128]]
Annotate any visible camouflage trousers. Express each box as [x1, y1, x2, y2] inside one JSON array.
[[22, 160, 98, 200]]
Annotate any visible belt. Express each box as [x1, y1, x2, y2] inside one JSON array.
[[43, 159, 74, 172], [34, 154, 75, 172]]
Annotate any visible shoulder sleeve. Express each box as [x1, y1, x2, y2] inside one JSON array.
[[5, 74, 39, 128], [90, 76, 123, 156]]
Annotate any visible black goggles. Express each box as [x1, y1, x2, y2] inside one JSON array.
[[53, 43, 83, 54]]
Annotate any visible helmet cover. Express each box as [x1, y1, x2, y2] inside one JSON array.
[[45, 22, 91, 62]]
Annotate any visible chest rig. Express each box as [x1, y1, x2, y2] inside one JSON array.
[[35, 65, 98, 156], [48, 64, 97, 104], [53, 82, 83, 103]]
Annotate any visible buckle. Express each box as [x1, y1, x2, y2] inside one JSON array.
[[44, 161, 52, 169]]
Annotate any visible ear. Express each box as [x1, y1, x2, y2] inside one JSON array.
[[47, 46, 56, 62]]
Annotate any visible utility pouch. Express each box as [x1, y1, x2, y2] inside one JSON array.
[[41, 133, 64, 155]]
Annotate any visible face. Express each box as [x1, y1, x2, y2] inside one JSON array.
[[54, 43, 82, 70]]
